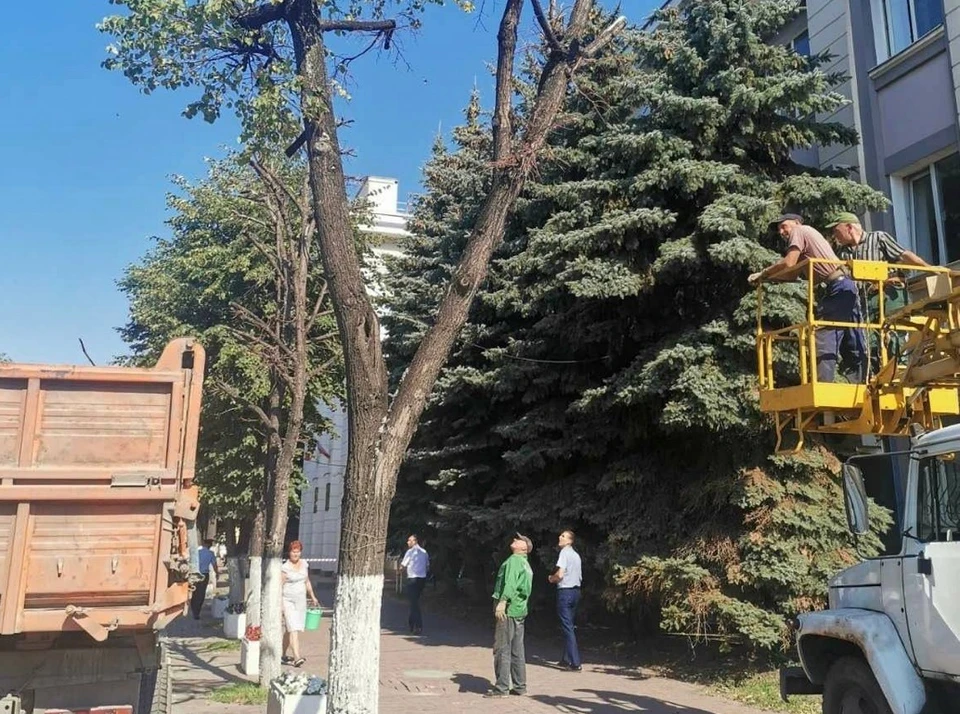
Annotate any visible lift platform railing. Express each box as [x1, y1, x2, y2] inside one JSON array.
[[755, 258, 960, 450]]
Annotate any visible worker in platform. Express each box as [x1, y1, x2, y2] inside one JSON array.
[[827, 211, 929, 371], [749, 213, 866, 383], [827, 212, 928, 268]]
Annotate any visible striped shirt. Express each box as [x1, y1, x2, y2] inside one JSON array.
[[835, 231, 907, 263]]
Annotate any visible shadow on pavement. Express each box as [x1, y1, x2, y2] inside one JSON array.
[[532, 689, 715, 713], [451, 672, 492, 693]]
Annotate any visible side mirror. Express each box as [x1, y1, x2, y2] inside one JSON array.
[[842, 462, 870, 535]]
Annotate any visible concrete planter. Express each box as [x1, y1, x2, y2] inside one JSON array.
[[223, 611, 246, 639], [266, 682, 327, 714], [211, 596, 228, 619], [239, 638, 260, 676]]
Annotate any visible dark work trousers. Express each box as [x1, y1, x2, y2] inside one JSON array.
[[493, 616, 526, 694], [814, 276, 866, 383], [190, 574, 209, 619], [406, 577, 426, 631], [557, 587, 581, 667]]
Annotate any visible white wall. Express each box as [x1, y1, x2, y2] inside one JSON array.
[[298, 176, 411, 573], [298, 400, 347, 573]]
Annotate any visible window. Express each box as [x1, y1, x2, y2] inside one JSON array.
[[878, 0, 944, 59], [907, 154, 960, 265], [791, 30, 811, 58], [313, 486, 319, 514], [324, 482, 331, 512], [917, 453, 960, 542], [856, 453, 908, 556]]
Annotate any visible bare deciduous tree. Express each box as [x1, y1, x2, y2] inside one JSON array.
[[103, 0, 622, 708]]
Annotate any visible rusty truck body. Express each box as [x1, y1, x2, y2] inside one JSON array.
[[0, 339, 205, 714]]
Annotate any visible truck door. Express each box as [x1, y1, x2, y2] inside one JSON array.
[[903, 451, 960, 677]]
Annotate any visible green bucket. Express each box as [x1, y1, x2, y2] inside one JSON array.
[[305, 607, 323, 631]]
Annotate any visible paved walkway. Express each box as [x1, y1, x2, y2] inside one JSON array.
[[168, 583, 768, 714]]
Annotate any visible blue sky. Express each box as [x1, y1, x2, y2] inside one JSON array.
[[0, 0, 656, 364]]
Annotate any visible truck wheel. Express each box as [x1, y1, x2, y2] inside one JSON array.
[[138, 642, 171, 714], [822, 657, 893, 714]]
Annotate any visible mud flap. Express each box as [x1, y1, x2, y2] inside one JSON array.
[[780, 666, 823, 701]]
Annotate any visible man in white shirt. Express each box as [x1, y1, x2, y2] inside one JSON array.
[[401, 534, 430, 635], [547, 530, 582, 671], [191, 539, 220, 620]]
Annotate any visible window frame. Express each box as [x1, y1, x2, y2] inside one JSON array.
[[916, 453, 960, 542], [872, 0, 945, 63], [905, 152, 958, 265]]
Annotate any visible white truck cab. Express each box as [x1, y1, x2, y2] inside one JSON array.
[[782, 424, 960, 713]]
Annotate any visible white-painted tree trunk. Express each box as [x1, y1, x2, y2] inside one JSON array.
[[328, 574, 384, 714], [247, 555, 263, 627], [227, 556, 244, 605], [259, 555, 284, 685]]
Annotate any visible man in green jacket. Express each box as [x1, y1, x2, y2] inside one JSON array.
[[485, 533, 534, 698]]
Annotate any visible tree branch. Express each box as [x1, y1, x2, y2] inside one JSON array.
[[317, 19, 396, 33], [305, 280, 330, 334], [582, 15, 628, 58], [236, 2, 287, 31], [492, 0, 524, 162], [530, 0, 563, 53], [213, 378, 273, 430]]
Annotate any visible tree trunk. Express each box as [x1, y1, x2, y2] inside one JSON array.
[[227, 557, 244, 607], [247, 505, 265, 628], [258, 153, 313, 684], [288, 6, 390, 710], [284, 1, 598, 710]]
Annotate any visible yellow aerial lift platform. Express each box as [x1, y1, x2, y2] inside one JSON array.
[[755, 258, 960, 451]]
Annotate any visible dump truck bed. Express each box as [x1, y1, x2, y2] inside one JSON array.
[[0, 339, 204, 640]]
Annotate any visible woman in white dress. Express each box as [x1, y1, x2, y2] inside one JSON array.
[[281, 540, 320, 667]]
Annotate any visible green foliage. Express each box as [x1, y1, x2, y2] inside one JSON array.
[[100, 0, 473, 146], [120, 153, 342, 526], [385, 1, 890, 650]]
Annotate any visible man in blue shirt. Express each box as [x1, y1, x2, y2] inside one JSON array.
[[191, 539, 220, 620], [548, 530, 582, 671]]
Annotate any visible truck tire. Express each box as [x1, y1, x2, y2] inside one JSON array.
[[138, 642, 171, 714], [822, 657, 893, 714]]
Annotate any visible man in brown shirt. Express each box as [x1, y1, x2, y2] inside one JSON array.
[[749, 214, 865, 383]]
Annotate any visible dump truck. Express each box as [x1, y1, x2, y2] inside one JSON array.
[[754, 261, 960, 711], [0, 338, 205, 714]]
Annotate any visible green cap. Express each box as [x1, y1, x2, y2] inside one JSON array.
[[825, 212, 861, 229]]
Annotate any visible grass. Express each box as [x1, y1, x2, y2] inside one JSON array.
[[209, 683, 267, 706], [709, 671, 819, 714], [204, 638, 241, 653]]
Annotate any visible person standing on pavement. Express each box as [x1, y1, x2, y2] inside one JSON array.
[[281, 540, 320, 668], [401, 534, 430, 635], [485, 533, 534, 698], [749, 214, 866, 383], [548, 530, 582, 671], [190, 539, 219, 620]]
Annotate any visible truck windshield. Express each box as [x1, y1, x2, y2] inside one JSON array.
[[918, 453, 960, 542]]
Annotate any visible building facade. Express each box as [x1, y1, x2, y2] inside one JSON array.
[[297, 177, 412, 572], [776, 0, 960, 263]]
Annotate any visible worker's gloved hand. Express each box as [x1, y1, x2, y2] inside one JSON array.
[[748, 272, 763, 286], [495, 600, 507, 622]]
